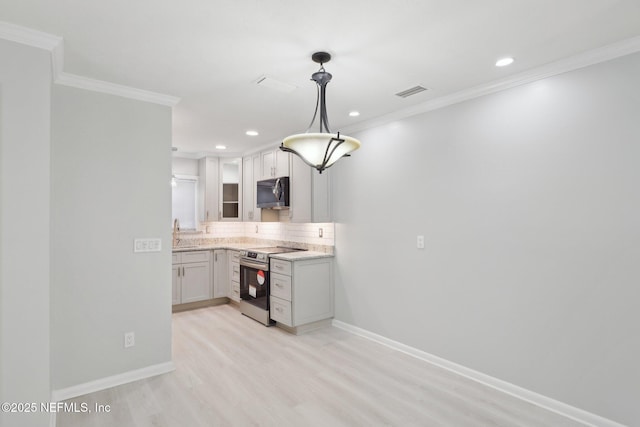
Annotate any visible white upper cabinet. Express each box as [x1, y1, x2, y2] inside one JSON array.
[[198, 157, 219, 222], [288, 154, 331, 223], [242, 154, 261, 222], [220, 158, 242, 221], [260, 148, 289, 179]]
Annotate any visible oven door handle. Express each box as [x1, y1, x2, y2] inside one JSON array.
[[240, 260, 269, 271]]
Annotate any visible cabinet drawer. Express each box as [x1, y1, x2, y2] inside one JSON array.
[[270, 272, 291, 301], [231, 263, 240, 282], [231, 281, 240, 302], [270, 259, 292, 276], [172, 253, 180, 264], [270, 296, 292, 326], [230, 251, 240, 262], [181, 250, 210, 263]]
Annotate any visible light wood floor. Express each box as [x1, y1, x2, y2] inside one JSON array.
[[57, 304, 584, 426]]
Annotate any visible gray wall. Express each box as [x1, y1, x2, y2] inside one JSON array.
[[332, 52, 640, 425], [51, 85, 173, 389], [0, 39, 51, 427]]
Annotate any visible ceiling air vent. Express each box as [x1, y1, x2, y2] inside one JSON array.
[[395, 85, 428, 98], [256, 76, 297, 94]]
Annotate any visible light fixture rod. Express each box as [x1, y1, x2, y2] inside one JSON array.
[[319, 83, 331, 133], [306, 61, 333, 134]]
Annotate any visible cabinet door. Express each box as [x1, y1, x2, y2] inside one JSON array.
[[181, 261, 211, 303], [241, 155, 261, 222], [289, 154, 312, 223], [275, 150, 290, 177], [212, 249, 228, 298], [289, 154, 331, 223], [242, 156, 254, 221], [198, 157, 219, 222], [172, 265, 181, 305], [261, 150, 275, 179], [252, 154, 262, 221], [220, 157, 242, 221]]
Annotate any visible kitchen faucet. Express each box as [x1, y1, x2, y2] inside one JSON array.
[[172, 218, 180, 247]]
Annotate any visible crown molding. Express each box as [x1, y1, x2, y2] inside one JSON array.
[[0, 20, 62, 50], [341, 35, 640, 136], [0, 21, 180, 107], [55, 72, 180, 107]]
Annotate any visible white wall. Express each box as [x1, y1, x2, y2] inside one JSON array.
[[0, 40, 51, 427], [51, 85, 173, 389], [332, 52, 640, 425], [172, 156, 198, 176]]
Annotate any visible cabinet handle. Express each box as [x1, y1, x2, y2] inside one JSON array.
[[183, 267, 185, 276], [215, 252, 218, 262], [206, 210, 209, 220], [219, 210, 222, 220], [178, 266, 180, 277]]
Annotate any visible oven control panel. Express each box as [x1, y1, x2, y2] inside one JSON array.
[[240, 250, 267, 262]]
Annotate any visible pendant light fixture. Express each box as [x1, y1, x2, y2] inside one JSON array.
[[280, 52, 361, 173]]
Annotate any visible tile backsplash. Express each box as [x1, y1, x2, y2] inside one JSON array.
[[176, 221, 335, 253]]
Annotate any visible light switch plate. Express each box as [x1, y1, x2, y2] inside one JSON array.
[[134, 238, 162, 253], [417, 235, 425, 249]]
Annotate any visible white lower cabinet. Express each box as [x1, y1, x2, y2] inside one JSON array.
[[270, 295, 292, 325], [212, 249, 228, 298], [269, 257, 334, 329], [228, 250, 241, 302], [171, 265, 181, 305], [173, 251, 212, 305]]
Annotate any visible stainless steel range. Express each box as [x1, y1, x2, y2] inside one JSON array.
[[239, 247, 305, 325]]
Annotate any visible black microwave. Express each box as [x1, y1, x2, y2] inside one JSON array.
[[256, 177, 290, 209]]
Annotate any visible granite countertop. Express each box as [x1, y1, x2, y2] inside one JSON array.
[[269, 251, 333, 261], [173, 245, 333, 260], [172, 243, 268, 252]]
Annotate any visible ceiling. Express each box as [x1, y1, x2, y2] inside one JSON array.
[[2, 0, 640, 158]]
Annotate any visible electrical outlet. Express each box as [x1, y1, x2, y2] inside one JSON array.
[[124, 332, 135, 348], [318, 227, 323, 238], [255, 225, 259, 233], [417, 235, 425, 249], [134, 238, 161, 253]]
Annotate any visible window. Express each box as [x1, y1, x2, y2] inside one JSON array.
[[172, 176, 197, 230]]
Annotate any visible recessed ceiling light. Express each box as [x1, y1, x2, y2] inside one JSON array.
[[245, 130, 259, 136], [215, 145, 227, 150], [349, 111, 360, 117], [495, 57, 515, 67]]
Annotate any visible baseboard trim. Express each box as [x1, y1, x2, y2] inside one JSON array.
[[50, 361, 175, 403], [332, 319, 625, 427]]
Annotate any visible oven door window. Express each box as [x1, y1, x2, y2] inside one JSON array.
[[240, 265, 270, 309]]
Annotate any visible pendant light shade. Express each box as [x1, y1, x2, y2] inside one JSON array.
[[281, 52, 360, 173]]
